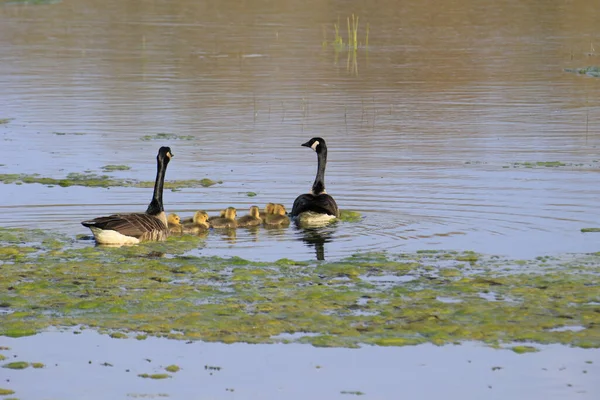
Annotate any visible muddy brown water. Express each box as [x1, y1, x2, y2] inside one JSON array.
[[1, 0, 600, 261]]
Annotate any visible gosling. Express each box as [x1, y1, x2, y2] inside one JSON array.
[[210, 207, 237, 229], [264, 203, 290, 226], [237, 206, 262, 227]]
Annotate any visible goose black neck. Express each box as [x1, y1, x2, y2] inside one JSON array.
[[312, 147, 327, 195], [146, 154, 168, 215]]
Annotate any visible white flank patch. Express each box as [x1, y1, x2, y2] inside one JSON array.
[[296, 211, 336, 228], [311, 140, 320, 151], [90, 227, 140, 245]]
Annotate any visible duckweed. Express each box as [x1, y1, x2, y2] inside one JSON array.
[[31, 363, 44, 368], [0, 228, 599, 349], [0, 389, 15, 396]]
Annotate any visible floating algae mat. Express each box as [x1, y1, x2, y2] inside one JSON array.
[[0, 227, 598, 348], [0, 172, 220, 188]]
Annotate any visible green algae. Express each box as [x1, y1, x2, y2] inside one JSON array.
[[2, 362, 29, 370], [140, 133, 194, 141], [0, 228, 599, 349], [581, 228, 600, 233], [564, 66, 600, 78], [0, 389, 15, 396], [31, 363, 44, 368], [101, 165, 131, 172], [339, 210, 362, 222], [0, 118, 14, 125], [165, 365, 180, 373], [138, 373, 171, 379], [0, 173, 221, 189], [511, 345, 540, 354], [0, 355, 5, 361]]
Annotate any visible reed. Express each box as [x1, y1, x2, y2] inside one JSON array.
[[330, 14, 368, 52]]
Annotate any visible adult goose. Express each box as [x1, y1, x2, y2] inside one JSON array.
[[291, 137, 339, 225], [81, 146, 173, 245]]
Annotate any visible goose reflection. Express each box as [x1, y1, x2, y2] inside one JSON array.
[[295, 224, 337, 261]]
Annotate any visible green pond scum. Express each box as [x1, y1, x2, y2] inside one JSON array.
[[0, 227, 598, 349], [0, 173, 220, 189]]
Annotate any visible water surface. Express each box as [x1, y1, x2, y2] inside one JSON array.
[[1, 0, 600, 261]]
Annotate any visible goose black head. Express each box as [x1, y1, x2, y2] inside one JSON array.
[[301, 137, 326, 153], [158, 146, 173, 162]]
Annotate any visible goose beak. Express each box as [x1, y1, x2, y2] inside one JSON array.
[[301, 141, 311, 147]]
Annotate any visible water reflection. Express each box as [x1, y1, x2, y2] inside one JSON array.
[[295, 224, 336, 261]]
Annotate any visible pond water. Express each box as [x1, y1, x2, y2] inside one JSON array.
[[1, 0, 600, 261], [1, 1, 600, 398], [2, 330, 598, 400]]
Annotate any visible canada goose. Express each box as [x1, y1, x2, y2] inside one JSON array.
[[210, 207, 237, 229], [264, 203, 290, 226], [81, 147, 173, 245], [290, 138, 339, 225], [167, 213, 183, 234], [259, 203, 276, 220], [237, 206, 262, 227]]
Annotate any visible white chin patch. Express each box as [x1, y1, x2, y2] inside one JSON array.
[[311, 141, 320, 151]]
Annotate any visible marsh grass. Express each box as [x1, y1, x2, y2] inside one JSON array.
[[328, 14, 368, 53]]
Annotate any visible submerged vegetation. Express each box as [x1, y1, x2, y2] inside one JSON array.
[[564, 66, 600, 78], [0, 172, 221, 188], [0, 227, 598, 349], [101, 165, 131, 172]]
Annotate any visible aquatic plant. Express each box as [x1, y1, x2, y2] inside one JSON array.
[[564, 66, 600, 78], [101, 165, 131, 172], [140, 133, 195, 141], [0, 173, 221, 188], [328, 14, 368, 52], [1, 228, 599, 349], [0, 118, 14, 125]]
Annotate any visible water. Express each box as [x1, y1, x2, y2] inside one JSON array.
[[1, 0, 600, 262], [2, 330, 598, 400]]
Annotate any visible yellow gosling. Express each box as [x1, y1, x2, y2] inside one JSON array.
[[167, 213, 183, 234], [264, 203, 290, 226], [259, 203, 276, 220], [237, 206, 262, 227], [183, 211, 210, 234], [210, 207, 237, 229]]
